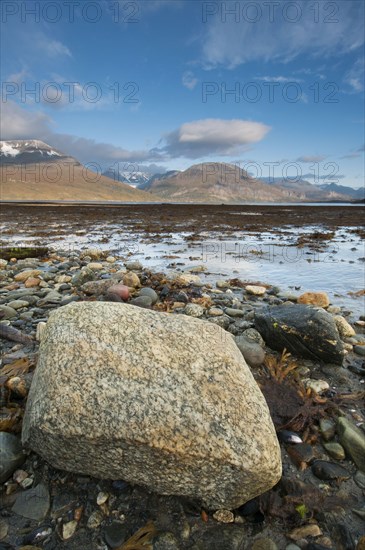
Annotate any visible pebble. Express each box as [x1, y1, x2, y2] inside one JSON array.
[[153, 532, 180, 550], [225, 307, 245, 317], [216, 280, 230, 289], [288, 524, 322, 540], [297, 291, 330, 308], [311, 460, 350, 481], [175, 273, 202, 285], [7, 300, 29, 309], [0, 259, 8, 267], [287, 443, 315, 468], [62, 520, 78, 540], [208, 307, 224, 316], [87, 510, 104, 529], [354, 345, 365, 356], [235, 337, 265, 368], [0, 305, 17, 319], [139, 287, 158, 305], [319, 419, 336, 441], [246, 285, 266, 296], [323, 442, 346, 460], [303, 379, 330, 394], [106, 256, 116, 263], [14, 269, 41, 282], [55, 275, 72, 283], [103, 520, 128, 548], [86, 262, 104, 270], [0, 432, 26, 483], [97, 491, 109, 505], [212, 509, 234, 523], [24, 277, 41, 288], [337, 417, 365, 471], [122, 272, 141, 288], [354, 470, 365, 489], [130, 296, 153, 308], [184, 303, 204, 317], [12, 483, 50, 520], [334, 315, 356, 338], [106, 284, 129, 301], [357, 536, 365, 550], [242, 328, 265, 347], [125, 260, 143, 271], [0, 518, 8, 540]]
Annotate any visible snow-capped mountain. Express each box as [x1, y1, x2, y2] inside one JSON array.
[[102, 168, 151, 188], [0, 140, 67, 164]]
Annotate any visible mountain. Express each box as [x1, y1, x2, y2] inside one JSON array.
[[102, 168, 151, 188], [143, 163, 344, 203], [0, 140, 159, 202], [317, 182, 365, 200]]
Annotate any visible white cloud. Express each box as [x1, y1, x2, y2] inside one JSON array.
[[182, 71, 198, 90], [0, 101, 52, 140], [161, 118, 270, 158], [201, 1, 364, 68], [296, 155, 327, 163], [256, 76, 303, 83], [344, 58, 364, 92]]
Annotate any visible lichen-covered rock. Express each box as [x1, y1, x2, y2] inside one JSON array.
[[255, 305, 344, 365], [22, 302, 281, 510]]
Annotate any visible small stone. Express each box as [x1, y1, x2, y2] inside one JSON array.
[[13, 469, 29, 484], [0, 305, 17, 319], [122, 272, 140, 288], [225, 308, 245, 317], [337, 417, 365, 471], [97, 491, 109, 505], [72, 268, 95, 287], [86, 262, 104, 270], [212, 509, 234, 523], [235, 337, 265, 368], [36, 322, 47, 342], [24, 277, 40, 288], [357, 536, 365, 550], [288, 524, 322, 540], [55, 275, 72, 283], [106, 256, 116, 263], [14, 270, 41, 282], [130, 296, 153, 308], [6, 377, 29, 398], [12, 483, 50, 520], [62, 520, 78, 540], [153, 531, 180, 550], [125, 260, 143, 271], [87, 510, 104, 529], [319, 419, 336, 441], [303, 379, 329, 394], [323, 442, 346, 460], [0, 259, 8, 267], [287, 443, 315, 469], [81, 279, 114, 295], [246, 285, 266, 296], [242, 328, 265, 347], [103, 520, 128, 548], [184, 303, 204, 318], [139, 287, 158, 305], [252, 538, 278, 550], [354, 345, 365, 357], [7, 299, 29, 310], [208, 307, 224, 317], [311, 460, 350, 480], [175, 273, 202, 285], [297, 292, 330, 308], [80, 248, 105, 260], [216, 280, 230, 289], [0, 432, 26, 483], [107, 284, 129, 301], [334, 316, 355, 338]]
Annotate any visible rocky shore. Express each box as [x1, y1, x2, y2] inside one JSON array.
[[1, 247, 365, 550]]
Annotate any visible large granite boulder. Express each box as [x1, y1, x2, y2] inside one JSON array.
[[255, 305, 344, 365], [22, 302, 281, 510]]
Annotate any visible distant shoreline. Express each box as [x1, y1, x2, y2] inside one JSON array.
[[0, 200, 363, 207]]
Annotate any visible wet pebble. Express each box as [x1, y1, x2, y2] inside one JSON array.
[[103, 520, 128, 548], [184, 303, 204, 317], [319, 419, 336, 441], [323, 442, 346, 460], [0, 432, 26, 483], [311, 460, 350, 481], [139, 287, 158, 304]]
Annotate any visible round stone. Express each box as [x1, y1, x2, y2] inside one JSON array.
[[184, 303, 204, 317], [122, 272, 140, 288], [103, 521, 128, 548], [246, 285, 266, 296], [297, 291, 330, 308], [139, 287, 158, 305], [130, 296, 153, 308], [0, 432, 26, 483]]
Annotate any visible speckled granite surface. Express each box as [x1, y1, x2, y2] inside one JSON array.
[[22, 302, 281, 509]]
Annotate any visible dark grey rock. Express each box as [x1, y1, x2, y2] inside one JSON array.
[[153, 531, 181, 550], [130, 295, 153, 308], [0, 432, 26, 483], [103, 520, 129, 549], [254, 305, 344, 364], [235, 337, 265, 368], [242, 328, 265, 347], [71, 268, 95, 288], [12, 482, 50, 520], [190, 525, 245, 550], [125, 260, 143, 271], [354, 345, 365, 356], [139, 287, 159, 305], [311, 460, 350, 480], [0, 305, 17, 319]]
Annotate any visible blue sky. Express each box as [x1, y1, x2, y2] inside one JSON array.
[[1, 0, 364, 187]]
